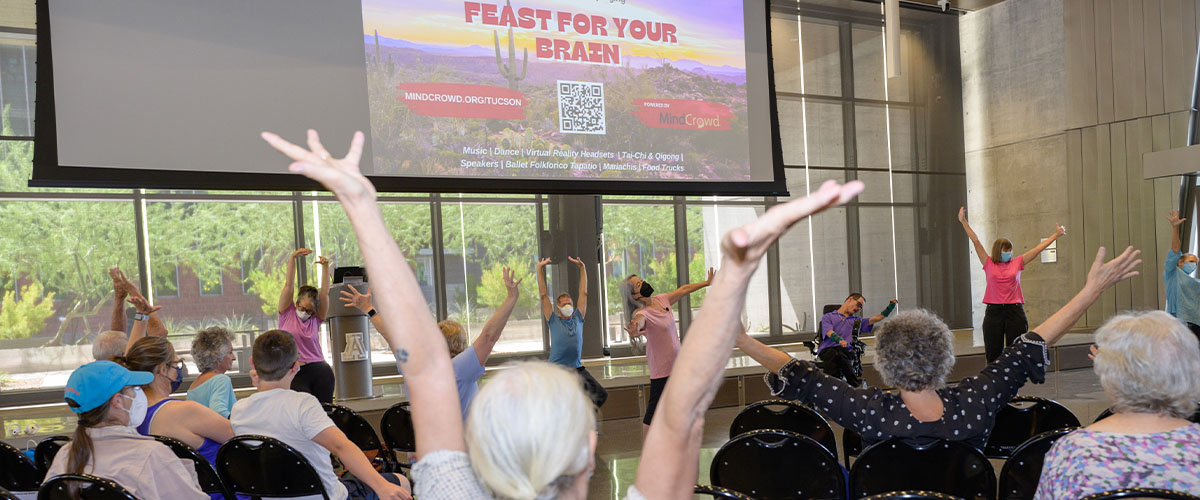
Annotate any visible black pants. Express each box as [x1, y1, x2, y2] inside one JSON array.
[[983, 304, 1028, 363], [817, 348, 860, 387], [292, 361, 335, 404], [576, 366, 608, 408], [643, 377, 668, 425], [341, 471, 407, 499], [1188, 323, 1200, 345]]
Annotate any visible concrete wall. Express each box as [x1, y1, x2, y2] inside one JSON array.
[[961, 0, 1200, 330]]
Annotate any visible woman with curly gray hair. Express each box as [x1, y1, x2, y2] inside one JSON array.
[[737, 246, 1143, 450], [186, 326, 237, 418], [1034, 310, 1200, 498]]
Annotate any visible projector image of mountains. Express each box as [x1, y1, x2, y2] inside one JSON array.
[[364, 33, 751, 180]]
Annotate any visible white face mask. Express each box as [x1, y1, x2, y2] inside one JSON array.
[[560, 304, 574, 318], [120, 387, 148, 428], [296, 310, 311, 321]]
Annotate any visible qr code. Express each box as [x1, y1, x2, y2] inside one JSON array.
[[557, 80, 606, 135]]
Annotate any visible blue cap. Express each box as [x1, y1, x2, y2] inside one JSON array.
[[63, 360, 154, 414]]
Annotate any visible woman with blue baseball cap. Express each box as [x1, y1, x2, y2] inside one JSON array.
[[44, 360, 208, 499]]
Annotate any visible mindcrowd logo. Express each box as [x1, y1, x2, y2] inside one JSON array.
[[633, 99, 733, 131]]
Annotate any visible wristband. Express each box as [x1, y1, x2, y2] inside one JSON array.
[[134, 312, 149, 322], [881, 301, 897, 317], [367, 308, 377, 318]]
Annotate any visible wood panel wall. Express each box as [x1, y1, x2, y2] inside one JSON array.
[[1063, 0, 1199, 326]]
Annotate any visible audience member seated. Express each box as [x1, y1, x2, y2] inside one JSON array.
[[736, 246, 1142, 450], [260, 127, 862, 500], [231, 329, 411, 500], [339, 267, 521, 419], [187, 327, 238, 418], [117, 332, 234, 487], [1035, 311, 1200, 498], [92, 331, 128, 362], [45, 360, 207, 499]]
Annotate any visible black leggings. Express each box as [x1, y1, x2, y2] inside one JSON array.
[[292, 361, 335, 404], [983, 304, 1028, 363], [643, 377, 668, 425], [818, 347, 860, 387]]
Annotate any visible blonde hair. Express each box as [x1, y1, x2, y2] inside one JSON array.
[[438, 320, 469, 357], [1094, 311, 1200, 419], [465, 361, 595, 500]]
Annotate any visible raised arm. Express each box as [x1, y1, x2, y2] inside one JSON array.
[[1168, 210, 1186, 253], [264, 129, 464, 454], [867, 299, 898, 325], [124, 295, 162, 356], [316, 255, 332, 320], [567, 256, 588, 318], [665, 267, 714, 305], [113, 269, 168, 337], [958, 206, 990, 267], [735, 330, 794, 374], [279, 248, 310, 314], [1021, 224, 1067, 264], [340, 285, 385, 333], [474, 267, 521, 364], [634, 180, 863, 500], [536, 257, 553, 320], [109, 268, 129, 332], [1031, 246, 1141, 346]]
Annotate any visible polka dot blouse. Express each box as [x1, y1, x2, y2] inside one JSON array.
[[765, 333, 1050, 450]]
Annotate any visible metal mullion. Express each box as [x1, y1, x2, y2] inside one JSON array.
[[134, 189, 152, 300], [673, 197, 692, 336], [291, 192, 308, 286], [141, 193, 296, 203], [839, 21, 863, 295], [775, 92, 919, 108], [0, 191, 137, 201], [430, 194, 448, 320]]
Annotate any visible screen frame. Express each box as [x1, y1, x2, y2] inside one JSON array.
[[31, 0, 789, 196]]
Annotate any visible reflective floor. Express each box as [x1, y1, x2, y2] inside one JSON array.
[[587, 366, 1109, 500]]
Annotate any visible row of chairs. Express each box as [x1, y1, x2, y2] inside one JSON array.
[[0, 401, 419, 500], [714, 398, 1200, 500]]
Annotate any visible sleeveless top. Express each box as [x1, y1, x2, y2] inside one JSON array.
[[641, 295, 681, 379], [137, 398, 225, 500]]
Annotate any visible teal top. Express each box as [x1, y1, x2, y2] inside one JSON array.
[[186, 373, 235, 418], [1163, 249, 1200, 327]]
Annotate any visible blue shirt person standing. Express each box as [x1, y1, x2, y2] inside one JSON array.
[[1164, 209, 1200, 343], [817, 293, 897, 387], [537, 256, 607, 408]]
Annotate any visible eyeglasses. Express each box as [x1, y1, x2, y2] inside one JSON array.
[[167, 360, 184, 373]]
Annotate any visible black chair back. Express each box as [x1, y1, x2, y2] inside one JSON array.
[[694, 484, 756, 499], [381, 402, 416, 454], [154, 435, 235, 500], [842, 427, 863, 468], [997, 428, 1075, 500], [862, 492, 965, 500], [216, 435, 329, 499], [984, 396, 1080, 459], [322, 403, 384, 452], [33, 437, 70, 476], [729, 399, 838, 457], [0, 440, 41, 492], [0, 486, 19, 500], [37, 474, 137, 500], [710, 429, 844, 500], [1079, 488, 1200, 500], [850, 438, 996, 500], [822, 304, 840, 315]]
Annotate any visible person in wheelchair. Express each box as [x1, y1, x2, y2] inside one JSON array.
[[814, 294, 897, 387]]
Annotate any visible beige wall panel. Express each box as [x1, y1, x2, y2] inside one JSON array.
[[1094, 0, 1117, 123], [1125, 119, 1151, 309], [1145, 0, 1167, 115], [1066, 129, 1087, 308], [1111, 0, 1147, 121], [1066, 0, 1100, 128], [1162, 0, 1189, 112], [1109, 123, 1133, 310]]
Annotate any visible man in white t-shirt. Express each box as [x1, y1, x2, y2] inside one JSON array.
[[230, 330, 410, 500]]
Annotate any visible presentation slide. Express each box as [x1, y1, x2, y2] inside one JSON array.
[[363, 0, 767, 181], [36, 0, 780, 192]]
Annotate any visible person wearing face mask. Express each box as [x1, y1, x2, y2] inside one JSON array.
[[959, 207, 1066, 362], [620, 268, 714, 438], [118, 332, 235, 500], [536, 255, 608, 408], [45, 360, 208, 499], [1164, 209, 1200, 343], [817, 293, 898, 387], [279, 248, 335, 404]]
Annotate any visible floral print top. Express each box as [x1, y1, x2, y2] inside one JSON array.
[[1034, 424, 1200, 499]]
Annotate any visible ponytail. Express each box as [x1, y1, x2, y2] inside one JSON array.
[[67, 400, 113, 474]]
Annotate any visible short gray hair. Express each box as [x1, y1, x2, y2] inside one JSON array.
[[466, 361, 595, 500], [1094, 311, 1200, 419], [874, 309, 956, 391], [191, 327, 234, 374], [92, 330, 128, 361]]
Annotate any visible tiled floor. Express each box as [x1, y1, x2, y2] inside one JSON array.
[[587, 367, 1109, 500]]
